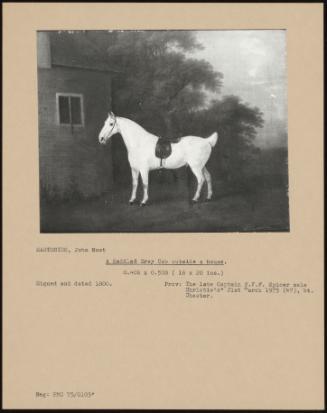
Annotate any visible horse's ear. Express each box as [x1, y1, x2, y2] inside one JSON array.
[[109, 111, 115, 117]]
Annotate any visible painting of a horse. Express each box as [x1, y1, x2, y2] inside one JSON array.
[[99, 112, 218, 205]]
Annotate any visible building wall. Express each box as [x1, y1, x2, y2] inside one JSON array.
[[37, 32, 51, 68], [38, 66, 113, 199]]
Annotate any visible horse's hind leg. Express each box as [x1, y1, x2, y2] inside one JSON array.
[[203, 167, 213, 200], [129, 168, 139, 204], [189, 166, 205, 202]]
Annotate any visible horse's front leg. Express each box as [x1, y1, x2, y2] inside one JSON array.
[[129, 168, 139, 204], [140, 169, 149, 206]]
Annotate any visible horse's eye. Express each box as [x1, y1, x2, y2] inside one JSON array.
[[110, 123, 113, 126]]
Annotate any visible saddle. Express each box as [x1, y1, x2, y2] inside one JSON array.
[[155, 136, 182, 167]]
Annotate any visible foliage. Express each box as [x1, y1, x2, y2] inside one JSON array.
[[86, 31, 223, 135], [64, 31, 266, 185], [40, 177, 86, 203], [175, 95, 264, 183]]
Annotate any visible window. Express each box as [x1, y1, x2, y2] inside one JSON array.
[[56, 93, 84, 126]]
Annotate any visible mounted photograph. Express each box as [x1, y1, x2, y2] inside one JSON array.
[[37, 30, 289, 232]]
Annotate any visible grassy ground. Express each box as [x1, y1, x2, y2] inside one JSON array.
[[40, 176, 289, 233]]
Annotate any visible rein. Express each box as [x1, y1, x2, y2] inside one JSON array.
[[107, 116, 117, 137]]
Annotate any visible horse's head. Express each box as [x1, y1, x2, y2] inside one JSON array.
[[99, 112, 119, 144]]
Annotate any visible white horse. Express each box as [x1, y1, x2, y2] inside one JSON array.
[[99, 112, 218, 206]]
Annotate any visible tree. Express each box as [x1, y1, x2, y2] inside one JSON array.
[[176, 95, 264, 185], [88, 31, 223, 137], [67, 31, 265, 188]]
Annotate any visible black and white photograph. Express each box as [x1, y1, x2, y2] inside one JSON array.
[[37, 30, 289, 232]]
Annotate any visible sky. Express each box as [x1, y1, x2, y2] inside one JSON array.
[[190, 30, 287, 147]]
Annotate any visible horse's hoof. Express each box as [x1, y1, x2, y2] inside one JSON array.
[[205, 198, 212, 202], [140, 202, 148, 207], [191, 199, 198, 205], [129, 200, 137, 205]]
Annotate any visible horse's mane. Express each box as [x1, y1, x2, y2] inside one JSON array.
[[118, 117, 158, 139]]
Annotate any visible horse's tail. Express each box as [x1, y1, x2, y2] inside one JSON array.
[[206, 131, 218, 148]]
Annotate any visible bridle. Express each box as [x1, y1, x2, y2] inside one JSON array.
[[106, 115, 117, 138]]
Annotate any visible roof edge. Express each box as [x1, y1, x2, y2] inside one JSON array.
[[52, 63, 121, 74]]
